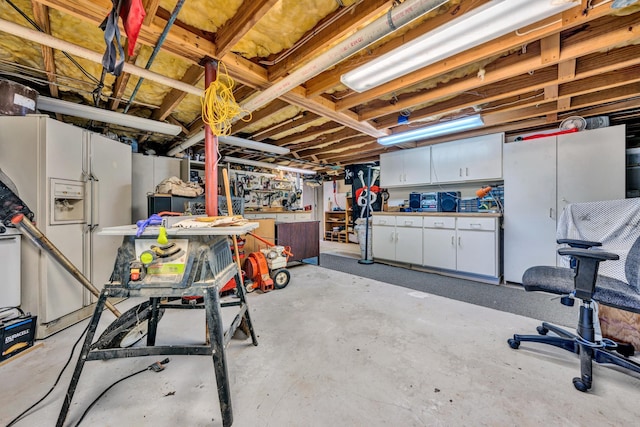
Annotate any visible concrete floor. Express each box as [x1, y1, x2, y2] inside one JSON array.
[[2, 244, 640, 426]]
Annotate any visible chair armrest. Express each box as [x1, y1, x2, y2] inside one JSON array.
[[557, 247, 619, 261], [557, 248, 619, 300], [557, 238, 602, 249]]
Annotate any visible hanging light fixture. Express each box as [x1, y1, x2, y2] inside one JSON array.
[[37, 96, 182, 135], [223, 156, 316, 175], [341, 0, 579, 92], [166, 131, 290, 156], [612, 0, 639, 8], [377, 115, 484, 146]]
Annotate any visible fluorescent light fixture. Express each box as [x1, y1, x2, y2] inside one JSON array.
[[220, 135, 290, 155], [377, 115, 484, 146], [166, 131, 290, 156], [37, 96, 182, 135], [223, 156, 316, 175], [341, 0, 579, 92], [612, 0, 639, 8]]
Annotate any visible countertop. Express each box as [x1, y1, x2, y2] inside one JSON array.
[[373, 211, 502, 218], [244, 210, 313, 214]]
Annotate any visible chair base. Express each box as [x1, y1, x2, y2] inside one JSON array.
[[508, 321, 640, 392]]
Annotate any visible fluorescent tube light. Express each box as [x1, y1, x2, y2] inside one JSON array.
[[223, 156, 316, 175], [37, 96, 182, 135], [612, 0, 639, 8], [341, 0, 579, 92], [220, 135, 290, 155], [166, 131, 290, 156], [377, 115, 484, 146]]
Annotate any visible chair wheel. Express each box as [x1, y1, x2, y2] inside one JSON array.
[[572, 377, 590, 392], [508, 338, 520, 349], [536, 326, 548, 335], [615, 343, 635, 358]]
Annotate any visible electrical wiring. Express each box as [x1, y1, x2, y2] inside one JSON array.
[[5, 323, 90, 427], [201, 62, 252, 136], [72, 358, 170, 427]]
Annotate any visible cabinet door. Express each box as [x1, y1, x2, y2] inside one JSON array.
[[503, 137, 557, 283], [395, 216, 422, 264], [154, 156, 182, 185], [431, 139, 464, 183], [462, 134, 503, 181], [403, 146, 431, 186], [423, 227, 456, 270], [557, 125, 625, 213], [372, 225, 396, 260], [456, 229, 496, 277], [423, 216, 456, 270], [380, 151, 405, 187]]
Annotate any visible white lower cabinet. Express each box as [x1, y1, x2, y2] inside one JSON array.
[[423, 217, 456, 270], [423, 216, 499, 278], [372, 215, 423, 264], [455, 217, 497, 277]]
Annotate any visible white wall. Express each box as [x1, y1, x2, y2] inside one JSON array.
[[322, 179, 349, 213]]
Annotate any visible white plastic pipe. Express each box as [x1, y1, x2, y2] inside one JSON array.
[[0, 18, 202, 97], [241, 0, 451, 112]]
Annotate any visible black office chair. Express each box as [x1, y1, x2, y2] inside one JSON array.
[[508, 237, 640, 392]]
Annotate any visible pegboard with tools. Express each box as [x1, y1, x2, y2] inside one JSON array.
[[229, 169, 303, 210]]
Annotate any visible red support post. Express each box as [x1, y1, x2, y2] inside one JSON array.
[[204, 60, 218, 216]]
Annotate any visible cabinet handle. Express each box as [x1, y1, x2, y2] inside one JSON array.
[[390, 232, 395, 242], [470, 223, 481, 229], [458, 236, 461, 246], [549, 208, 553, 219], [404, 221, 413, 226], [399, 173, 403, 182], [395, 232, 399, 242], [459, 168, 462, 177], [434, 221, 444, 227], [465, 167, 469, 176], [451, 235, 454, 245]]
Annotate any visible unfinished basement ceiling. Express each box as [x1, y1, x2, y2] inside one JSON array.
[[1, 0, 640, 174]]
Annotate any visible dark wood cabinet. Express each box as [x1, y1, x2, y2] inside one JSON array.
[[276, 221, 320, 264]]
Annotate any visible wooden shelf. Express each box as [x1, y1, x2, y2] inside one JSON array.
[[323, 199, 353, 243]]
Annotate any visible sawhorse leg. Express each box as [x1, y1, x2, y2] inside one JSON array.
[[233, 270, 258, 346], [146, 297, 162, 346], [204, 287, 233, 427], [56, 292, 108, 427]]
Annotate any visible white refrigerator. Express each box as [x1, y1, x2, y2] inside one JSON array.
[[0, 115, 131, 338]]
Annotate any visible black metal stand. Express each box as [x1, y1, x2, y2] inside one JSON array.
[[56, 270, 257, 427], [359, 166, 373, 265]]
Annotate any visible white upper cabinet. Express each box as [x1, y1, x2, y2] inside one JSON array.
[[431, 133, 503, 183], [380, 146, 431, 187]]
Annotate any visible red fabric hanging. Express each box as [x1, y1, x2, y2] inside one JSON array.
[[120, 0, 146, 56]]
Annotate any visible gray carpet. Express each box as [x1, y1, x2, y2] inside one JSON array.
[[318, 253, 579, 328]]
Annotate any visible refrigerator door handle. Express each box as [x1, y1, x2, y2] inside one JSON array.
[[90, 174, 100, 230]]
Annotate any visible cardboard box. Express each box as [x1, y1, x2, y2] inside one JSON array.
[[1, 315, 37, 361], [243, 219, 275, 255]]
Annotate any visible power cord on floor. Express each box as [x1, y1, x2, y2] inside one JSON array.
[[72, 358, 170, 426], [5, 323, 90, 427]]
